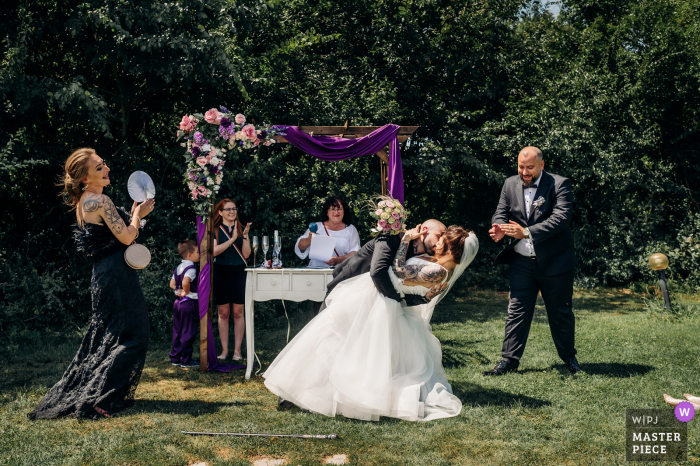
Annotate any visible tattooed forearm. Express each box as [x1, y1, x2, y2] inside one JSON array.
[[101, 196, 126, 234], [392, 236, 448, 284], [393, 238, 418, 280], [416, 264, 447, 284]]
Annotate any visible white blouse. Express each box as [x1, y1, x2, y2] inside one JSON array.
[[294, 222, 361, 268]]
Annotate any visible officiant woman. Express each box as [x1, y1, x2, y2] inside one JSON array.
[[212, 199, 251, 361], [295, 195, 361, 269]]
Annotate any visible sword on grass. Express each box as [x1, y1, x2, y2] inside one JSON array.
[[182, 431, 337, 439]]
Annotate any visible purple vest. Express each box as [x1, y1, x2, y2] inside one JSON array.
[[174, 264, 198, 300]]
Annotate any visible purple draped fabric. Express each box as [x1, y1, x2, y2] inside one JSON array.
[[197, 217, 245, 372], [283, 124, 404, 203]]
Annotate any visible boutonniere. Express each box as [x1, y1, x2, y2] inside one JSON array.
[[533, 196, 545, 209]]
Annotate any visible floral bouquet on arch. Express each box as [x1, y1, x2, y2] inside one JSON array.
[[175, 107, 288, 219], [368, 195, 408, 236]]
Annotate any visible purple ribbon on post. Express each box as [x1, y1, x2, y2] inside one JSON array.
[[197, 217, 245, 372]]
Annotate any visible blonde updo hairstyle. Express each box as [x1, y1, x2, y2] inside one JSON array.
[[60, 148, 96, 210]]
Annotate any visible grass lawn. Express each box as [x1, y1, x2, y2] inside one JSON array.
[[1, 288, 699, 465]]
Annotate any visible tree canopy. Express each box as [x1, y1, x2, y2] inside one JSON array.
[[1, 0, 699, 334]]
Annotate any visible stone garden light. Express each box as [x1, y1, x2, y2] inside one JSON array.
[[648, 253, 672, 311]]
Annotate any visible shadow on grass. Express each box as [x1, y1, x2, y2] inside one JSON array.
[[451, 381, 551, 409], [441, 340, 490, 368], [125, 399, 249, 416], [573, 362, 655, 378]]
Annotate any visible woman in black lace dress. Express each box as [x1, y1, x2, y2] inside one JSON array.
[[28, 148, 155, 420]]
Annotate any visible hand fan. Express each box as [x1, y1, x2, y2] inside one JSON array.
[[127, 171, 156, 202]]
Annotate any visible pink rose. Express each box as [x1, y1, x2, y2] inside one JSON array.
[[179, 115, 195, 132], [375, 209, 383, 216], [386, 201, 395, 209], [196, 157, 207, 167], [383, 226, 391, 232], [235, 114, 246, 125], [391, 221, 401, 230], [378, 219, 388, 227], [377, 221, 384, 231], [241, 124, 257, 141], [253, 138, 261, 146], [263, 140, 272, 146], [391, 212, 400, 219], [190, 188, 199, 199], [205, 155, 212, 164], [204, 108, 221, 125]]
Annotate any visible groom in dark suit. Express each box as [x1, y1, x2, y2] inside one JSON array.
[[318, 219, 447, 312], [484, 146, 581, 376]]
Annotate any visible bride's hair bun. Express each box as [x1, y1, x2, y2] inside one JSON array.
[[442, 226, 472, 264]]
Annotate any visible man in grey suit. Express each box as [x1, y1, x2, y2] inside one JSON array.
[[483, 146, 581, 376]]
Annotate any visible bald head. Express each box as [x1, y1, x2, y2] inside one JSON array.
[[517, 146, 544, 187], [422, 219, 445, 233], [418, 219, 446, 256], [519, 146, 544, 161]]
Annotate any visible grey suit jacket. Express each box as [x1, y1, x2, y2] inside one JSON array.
[[492, 171, 575, 276]]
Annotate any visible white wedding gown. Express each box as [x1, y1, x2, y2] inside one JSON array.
[[263, 256, 462, 422]]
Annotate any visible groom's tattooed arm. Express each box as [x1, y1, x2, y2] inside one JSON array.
[[393, 238, 447, 284]]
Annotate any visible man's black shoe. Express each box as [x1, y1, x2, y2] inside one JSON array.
[[277, 397, 295, 410], [482, 360, 519, 376], [565, 357, 581, 374]]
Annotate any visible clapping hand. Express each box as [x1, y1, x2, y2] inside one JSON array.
[[501, 220, 526, 240], [425, 282, 448, 301], [489, 224, 505, 242], [242, 222, 252, 238]]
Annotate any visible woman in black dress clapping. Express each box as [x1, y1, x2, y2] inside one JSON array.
[[212, 199, 251, 361], [29, 148, 155, 420]]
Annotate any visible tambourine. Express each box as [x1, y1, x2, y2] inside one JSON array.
[[124, 243, 151, 269]]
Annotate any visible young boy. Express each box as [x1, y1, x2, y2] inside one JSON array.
[[169, 239, 200, 368]]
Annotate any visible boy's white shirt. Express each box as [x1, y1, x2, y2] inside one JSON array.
[[173, 259, 198, 300]]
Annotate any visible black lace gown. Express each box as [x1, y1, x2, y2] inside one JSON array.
[[29, 209, 150, 420]]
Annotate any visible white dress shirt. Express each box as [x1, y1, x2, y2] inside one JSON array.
[[294, 222, 361, 268], [173, 260, 198, 299], [514, 172, 543, 258]]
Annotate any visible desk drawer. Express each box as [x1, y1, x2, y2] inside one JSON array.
[[292, 274, 327, 292], [255, 274, 290, 291]]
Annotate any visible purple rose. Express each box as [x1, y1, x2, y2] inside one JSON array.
[[220, 117, 232, 128], [257, 130, 267, 140], [191, 146, 202, 157]]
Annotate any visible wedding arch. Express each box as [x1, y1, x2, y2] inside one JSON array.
[[175, 110, 418, 372]]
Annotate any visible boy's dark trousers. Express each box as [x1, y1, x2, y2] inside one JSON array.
[[170, 298, 199, 364]]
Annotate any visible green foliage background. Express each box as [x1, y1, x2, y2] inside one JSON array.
[[1, 0, 699, 336]]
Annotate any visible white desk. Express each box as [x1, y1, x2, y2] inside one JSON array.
[[244, 267, 334, 379]]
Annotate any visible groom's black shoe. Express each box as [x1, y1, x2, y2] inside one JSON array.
[[482, 360, 519, 376], [565, 357, 582, 374], [277, 397, 295, 410]]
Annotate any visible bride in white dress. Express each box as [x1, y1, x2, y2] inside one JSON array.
[[263, 225, 479, 422]]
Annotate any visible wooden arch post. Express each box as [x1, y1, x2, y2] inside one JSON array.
[[200, 198, 215, 372]]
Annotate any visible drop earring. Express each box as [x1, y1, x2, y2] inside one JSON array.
[[82, 181, 89, 191]]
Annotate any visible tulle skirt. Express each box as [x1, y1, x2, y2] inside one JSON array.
[[263, 273, 461, 422]]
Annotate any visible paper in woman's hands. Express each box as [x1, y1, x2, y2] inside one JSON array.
[[309, 235, 337, 262], [127, 171, 156, 202]]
